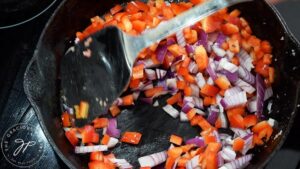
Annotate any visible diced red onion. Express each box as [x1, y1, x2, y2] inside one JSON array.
[[231, 128, 249, 138], [176, 30, 186, 47], [145, 69, 156, 80], [267, 118, 278, 128], [180, 111, 189, 122], [247, 98, 257, 113], [196, 72, 206, 88], [182, 102, 195, 113], [136, 58, 159, 68], [206, 60, 218, 80], [264, 87, 273, 101], [185, 45, 195, 56], [186, 137, 205, 147], [218, 152, 225, 167], [188, 61, 198, 74], [219, 154, 253, 169], [218, 58, 238, 73], [207, 41, 214, 53], [166, 78, 177, 90], [256, 74, 265, 118], [238, 66, 255, 85], [113, 98, 123, 106], [207, 107, 219, 125], [194, 108, 206, 116], [111, 159, 133, 169], [163, 105, 179, 118], [220, 147, 236, 161], [224, 87, 242, 98], [138, 151, 167, 168], [107, 137, 119, 148], [216, 33, 226, 47], [197, 29, 208, 49], [171, 55, 184, 66], [226, 50, 235, 60], [167, 37, 176, 46], [183, 96, 194, 105], [75, 145, 108, 154], [107, 118, 120, 138], [213, 130, 221, 143], [221, 91, 247, 110], [241, 134, 253, 155], [219, 110, 229, 128], [156, 45, 168, 63], [192, 97, 203, 109], [238, 50, 253, 71], [157, 80, 168, 90], [156, 69, 167, 79], [207, 77, 214, 85], [219, 70, 238, 83], [212, 44, 226, 57], [234, 79, 256, 94], [186, 155, 200, 169]]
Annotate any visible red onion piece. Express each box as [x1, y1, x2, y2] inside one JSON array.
[[186, 137, 205, 147], [219, 154, 253, 169], [216, 32, 226, 47], [138, 151, 167, 168], [180, 111, 189, 122], [156, 69, 167, 79], [256, 74, 265, 118], [186, 155, 200, 169], [207, 107, 219, 125], [234, 79, 256, 94], [218, 58, 238, 73], [221, 91, 247, 110], [107, 137, 119, 148], [166, 78, 177, 90], [185, 44, 195, 56], [163, 105, 179, 118], [238, 50, 253, 71], [107, 118, 120, 138], [75, 145, 108, 154], [190, 84, 200, 97], [188, 61, 198, 74], [197, 29, 208, 49], [181, 102, 195, 113], [241, 134, 253, 155], [206, 60, 218, 80], [219, 70, 238, 83], [238, 66, 255, 85], [145, 69, 156, 80], [218, 152, 225, 167], [220, 147, 236, 162], [156, 45, 168, 63], [111, 159, 133, 169], [167, 37, 176, 46], [247, 98, 257, 113], [196, 72, 206, 88], [224, 87, 242, 98]]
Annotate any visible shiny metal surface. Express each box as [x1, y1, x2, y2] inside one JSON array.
[[61, 0, 251, 124]]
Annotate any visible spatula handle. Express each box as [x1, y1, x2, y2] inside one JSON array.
[[141, 0, 251, 47]]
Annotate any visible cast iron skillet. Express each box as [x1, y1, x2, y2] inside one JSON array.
[[24, 0, 300, 168]]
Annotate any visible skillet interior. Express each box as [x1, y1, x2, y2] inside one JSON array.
[[24, 0, 300, 168]]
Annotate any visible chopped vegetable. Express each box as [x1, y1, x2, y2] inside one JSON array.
[[170, 134, 183, 145], [121, 132, 142, 145]]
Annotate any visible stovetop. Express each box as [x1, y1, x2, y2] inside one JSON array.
[[0, 0, 299, 168]]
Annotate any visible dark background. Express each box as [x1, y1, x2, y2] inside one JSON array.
[[0, 0, 299, 168]]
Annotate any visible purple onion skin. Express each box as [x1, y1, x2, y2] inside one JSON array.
[[219, 70, 238, 83], [207, 110, 219, 125], [197, 29, 208, 49], [156, 45, 168, 63], [216, 33, 226, 47], [186, 137, 205, 147], [256, 74, 265, 118]]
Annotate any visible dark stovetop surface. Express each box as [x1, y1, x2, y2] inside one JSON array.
[[0, 0, 299, 169]]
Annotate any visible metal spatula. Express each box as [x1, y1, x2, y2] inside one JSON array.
[[60, 0, 251, 125]]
